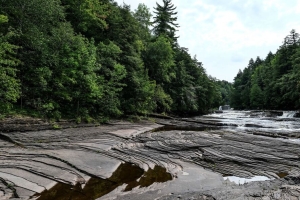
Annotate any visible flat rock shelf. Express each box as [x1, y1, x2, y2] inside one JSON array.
[[1, 111, 300, 200]]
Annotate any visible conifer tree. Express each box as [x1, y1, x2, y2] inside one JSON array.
[[152, 0, 179, 42]]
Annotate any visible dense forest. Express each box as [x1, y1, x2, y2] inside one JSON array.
[[231, 30, 300, 110], [0, 0, 224, 120]]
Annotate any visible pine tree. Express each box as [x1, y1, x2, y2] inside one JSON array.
[[152, 0, 179, 43]]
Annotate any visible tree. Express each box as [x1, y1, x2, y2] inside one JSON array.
[[0, 0, 66, 110], [0, 15, 20, 112], [215, 80, 233, 106], [43, 23, 103, 118], [250, 83, 263, 109], [133, 3, 153, 44], [290, 47, 300, 108], [102, 4, 156, 114], [231, 70, 243, 109], [285, 29, 299, 46], [95, 41, 126, 116], [231, 30, 300, 110], [0, 0, 223, 118], [144, 35, 175, 85], [152, 0, 179, 43], [61, 0, 110, 42], [169, 48, 198, 113], [133, 3, 152, 30], [143, 36, 175, 112]]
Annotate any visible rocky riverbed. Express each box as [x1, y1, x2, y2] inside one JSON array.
[[0, 111, 300, 200]]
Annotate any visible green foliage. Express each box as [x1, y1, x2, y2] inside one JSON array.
[[250, 83, 263, 109], [144, 35, 175, 85], [133, 4, 152, 29], [96, 41, 126, 116], [215, 80, 233, 106], [0, 0, 222, 119], [153, 85, 173, 112], [232, 30, 300, 110], [44, 22, 103, 118], [0, 15, 8, 24], [170, 56, 197, 113], [0, 15, 20, 112], [102, 4, 157, 115], [61, 0, 109, 41], [52, 123, 61, 129]]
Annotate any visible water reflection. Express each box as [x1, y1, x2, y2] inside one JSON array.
[[125, 165, 172, 191], [34, 163, 172, 200]]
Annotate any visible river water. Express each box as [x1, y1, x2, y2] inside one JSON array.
[[197, 110, 300, 184], [201, 110, 300, 132]]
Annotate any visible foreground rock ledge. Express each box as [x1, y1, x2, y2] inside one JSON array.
[[0, 116, 299, 200]]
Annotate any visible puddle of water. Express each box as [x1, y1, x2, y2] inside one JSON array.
[[277, 172, 288, 178], [223, 176, 271, 184], [34, 163, 172, 200]]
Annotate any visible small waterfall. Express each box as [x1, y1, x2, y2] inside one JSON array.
[[219, 106, 222, 111], [280, 111, 296, 118]]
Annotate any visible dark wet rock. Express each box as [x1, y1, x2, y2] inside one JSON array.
[[215, 110, 223, 113], [294, 112, 300, 118], [244, 124, 264, 128], [148, 113, 175, 119], [263, 111, 283, 117], [180, 118, 238, 127], [249, 111, 264, 118]]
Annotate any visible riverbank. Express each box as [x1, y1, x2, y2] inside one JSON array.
[[0, 111, 300, 199]]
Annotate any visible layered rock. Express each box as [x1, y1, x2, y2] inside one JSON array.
[[0, 112, 300, 200]]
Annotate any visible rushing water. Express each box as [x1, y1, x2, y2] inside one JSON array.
[[202, 110, 300, 185], [201, 110, 300, 132], [279, 111, 297, 118]]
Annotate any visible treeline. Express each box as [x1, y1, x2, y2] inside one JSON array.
[[0, 0, 222, 120], [231, 30, 300, 110], [216, 80, 232, 106]]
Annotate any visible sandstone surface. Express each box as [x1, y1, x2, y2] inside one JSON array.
[[0, 111, 300, 199]]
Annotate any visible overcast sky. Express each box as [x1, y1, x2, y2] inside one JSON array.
[[115, 0, 300, 82]]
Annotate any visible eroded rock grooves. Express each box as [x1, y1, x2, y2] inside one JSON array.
[[0, 111, 300, 200]]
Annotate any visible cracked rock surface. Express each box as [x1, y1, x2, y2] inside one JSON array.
[[0, 111, 300, 200]]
